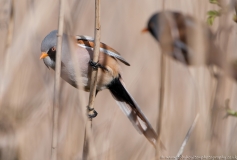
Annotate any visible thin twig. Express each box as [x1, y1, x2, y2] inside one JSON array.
[[156, 0, 166, 158], [88, 0, 101, 122], [82, 0, 101, 159], [156, 53, 165, 151], [51, 0, 64, 160], [175, 114, 199, 160]]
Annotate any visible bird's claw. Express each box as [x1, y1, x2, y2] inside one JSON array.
[[89, 60, 108, 71], [89, 60, 100, 70], [87, 106, 98, 119]]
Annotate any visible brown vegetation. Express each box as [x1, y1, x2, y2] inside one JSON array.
[[0, 0, 236, 159]]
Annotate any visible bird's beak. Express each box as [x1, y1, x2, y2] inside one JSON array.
[[40, 52, 48, 59], [141, 28, 149, 33]]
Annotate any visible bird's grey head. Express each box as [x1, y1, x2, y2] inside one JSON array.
[[40, 30, 71, 70], [41, 30, 58, 52], [40, 30, 58, 69]]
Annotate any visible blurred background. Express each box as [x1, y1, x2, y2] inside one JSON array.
[[0, 0, 237, 159]]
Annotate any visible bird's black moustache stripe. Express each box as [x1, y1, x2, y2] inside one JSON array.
[[48, 49, 56, 62]]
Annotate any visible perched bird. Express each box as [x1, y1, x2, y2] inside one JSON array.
[[40, 30, 163, 147], [142, 11, 223, 67]]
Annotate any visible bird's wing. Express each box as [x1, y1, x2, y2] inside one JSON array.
[[75, 35, 130, 66]]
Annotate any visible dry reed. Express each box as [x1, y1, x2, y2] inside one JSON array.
[[0, 1, 236, 160], [83, 0, 101, 159], [51, 0, 65, 159]]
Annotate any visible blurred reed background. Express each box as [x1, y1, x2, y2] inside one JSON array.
[[0, 0, 237, 159]]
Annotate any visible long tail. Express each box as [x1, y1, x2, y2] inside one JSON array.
[[107, 76, 164, 148]]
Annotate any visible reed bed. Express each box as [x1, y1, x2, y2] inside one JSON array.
[[0, 0, 236, 159]]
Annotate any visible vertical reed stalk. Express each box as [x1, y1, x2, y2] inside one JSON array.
[[156, 54, 165, 157], [156, 1, 166, 158], [51, 0, 64, 159], [88, 0, 101, 123], [82, 0, 101, 159]]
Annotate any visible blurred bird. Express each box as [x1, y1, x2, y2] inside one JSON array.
[[143, 12, 184, 41], [142, 11, 191, 64], [40, 30, 163, 147], [142, 11, 223, 67]]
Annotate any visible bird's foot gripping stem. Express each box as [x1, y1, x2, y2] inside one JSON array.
[[87, 106, 98, 119], [89, 60, 108, 71], [89, 60, 101, 69]]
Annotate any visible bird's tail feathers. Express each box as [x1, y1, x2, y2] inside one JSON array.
[[108, 77, 165, 149]]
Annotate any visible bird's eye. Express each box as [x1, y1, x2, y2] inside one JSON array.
[[51, 47, 56, 51]]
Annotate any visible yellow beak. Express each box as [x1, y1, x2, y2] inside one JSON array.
[[40, 52, 48, 59]]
